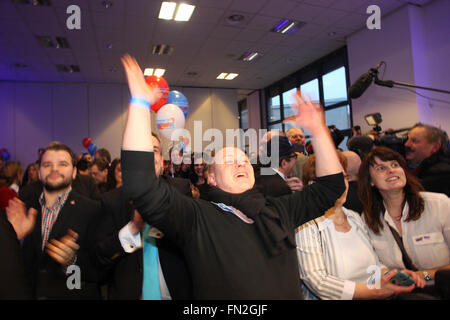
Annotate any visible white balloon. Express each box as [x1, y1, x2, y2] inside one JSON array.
[[155, 104, 186, 140]]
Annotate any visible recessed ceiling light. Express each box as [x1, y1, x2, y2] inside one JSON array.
[[226, 14, 245, 25], [102, 0, 113, 9], [225, 73, 239, 80], [144, 68, 166, 77], [144, 68, 154, 76], [217, 73, 238, 80], [328, 31, 336, 37], [154, 68, 166, 77], [239, 52, 262, 62], [159, 2, 195, 21], [32, 0, 51, 6], [151, 44, 174, 55], [271, 19, 305, 35], [159, 2, 176, 20], [174, 3, 195, 21]]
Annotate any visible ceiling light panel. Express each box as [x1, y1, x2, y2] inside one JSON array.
[[159, 2, 177, 20], [159, 2, 195, 21], [271, 19, 305, 35], [174, 3, 195, 21], [225, 73, 238, 80]]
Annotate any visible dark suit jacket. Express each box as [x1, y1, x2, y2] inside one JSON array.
[[343, 181, 363, 214], [0, 211, 33, 299], [22, 191, 102, 300], [95, 176, 193, 300], [19, 174, 101, 210], [255, 169, 292, 198]]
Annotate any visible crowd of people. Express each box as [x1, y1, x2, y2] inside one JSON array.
[[0, 54, 448, 300]]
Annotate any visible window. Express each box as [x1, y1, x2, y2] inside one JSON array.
[[325, 105, 351, 130], [264, 47, 352, 142], [238, 99, 249, 130], [300, 79, 319, 103], [268, 95, 281, 122], [281, 87, 297, 118], [323, 66, 347, 107]]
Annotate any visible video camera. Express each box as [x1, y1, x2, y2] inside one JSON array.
[[364, 113, 409, 156]]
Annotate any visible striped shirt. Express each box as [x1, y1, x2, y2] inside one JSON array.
[[39, 188, 71, 251], [295, 207, 385, 300]]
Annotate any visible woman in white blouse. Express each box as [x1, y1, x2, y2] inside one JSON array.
[[358, 146, 450, 283], [296, 152, 425, 300]]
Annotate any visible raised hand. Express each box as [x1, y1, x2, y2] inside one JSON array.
[[46, 229, 80, 268], [121, 54, 162, 105], [284, 89, 326, 135], [6, 197, 38, 240]]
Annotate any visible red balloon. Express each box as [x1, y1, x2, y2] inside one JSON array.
[[145, 75, 169, 112], [82, 137, 92, 149]]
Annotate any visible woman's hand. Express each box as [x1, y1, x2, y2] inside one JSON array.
[[377, 269, 416, 299]]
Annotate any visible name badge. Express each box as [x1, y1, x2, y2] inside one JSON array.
[[413, 232, 443, 246], [211, 202, 254, 224]]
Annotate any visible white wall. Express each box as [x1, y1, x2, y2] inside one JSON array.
[[347, 0, 450, 135], [0, 81, 238, 166]]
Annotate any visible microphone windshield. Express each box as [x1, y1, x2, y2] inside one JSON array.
[[348, 72, 374, 99]]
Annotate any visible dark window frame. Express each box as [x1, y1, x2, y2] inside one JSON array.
[[264, 46, 353, 143]]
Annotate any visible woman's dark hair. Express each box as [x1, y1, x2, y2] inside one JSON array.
[[20, 163, 38, 188], [189, 153, 205, 185], [106, 158, 121, 191], [357, 146, 425, 234]]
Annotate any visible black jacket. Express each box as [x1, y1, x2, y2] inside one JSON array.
[[416, 152, 450, 197], [95, 177, 193, 300], [22, 191, 102, 300], [0, 211, 33, 299], [121, 150, 345, 299], [20, 174, 101, 210], [255, 169, 292, 198]]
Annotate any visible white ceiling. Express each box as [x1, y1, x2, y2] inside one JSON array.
[[0, 0, 432, 100]]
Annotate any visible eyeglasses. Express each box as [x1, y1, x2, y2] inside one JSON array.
[[290, 135, 304, 139]]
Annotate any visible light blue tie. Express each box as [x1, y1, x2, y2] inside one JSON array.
[[142, 224, 161, 300]]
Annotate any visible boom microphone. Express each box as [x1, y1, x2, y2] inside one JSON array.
[[348, 62, 384, 99]]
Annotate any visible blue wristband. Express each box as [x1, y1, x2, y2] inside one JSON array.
[[130, 97, 150, 110]]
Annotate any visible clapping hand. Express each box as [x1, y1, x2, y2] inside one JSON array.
[[46, 229, 79, 268], [6, 197, 38, 240]]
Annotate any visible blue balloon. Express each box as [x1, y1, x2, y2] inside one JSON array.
[[1, 151, 10, 162], [88, 143, 97, 155], [167, 90, 189, 118]]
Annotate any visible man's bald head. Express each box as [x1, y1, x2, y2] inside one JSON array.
[[208, 147, 255, 194], [286, 128, 305, 146], [342, 151, 361, 182]]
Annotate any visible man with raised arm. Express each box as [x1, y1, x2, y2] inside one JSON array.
[[120, 54, 345, 299]]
